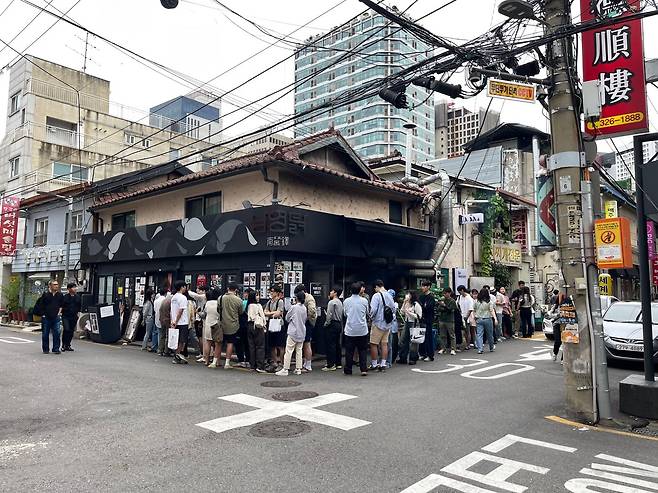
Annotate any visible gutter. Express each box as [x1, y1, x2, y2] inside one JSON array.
[[260, 166, 280, 205]]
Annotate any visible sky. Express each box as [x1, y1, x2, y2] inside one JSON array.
[[0, 0, 657, 157]]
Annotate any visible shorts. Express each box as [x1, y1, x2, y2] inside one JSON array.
[[210, 323, 222, 343], [370, 324, 390, 345], [195, 320, 203, 339], [177, 324, 189, 346], [304, 321, 314, 343], [268, 328, 286, 348], [222, 332, 237, 344]]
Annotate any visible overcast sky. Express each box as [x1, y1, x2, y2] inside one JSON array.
[[0, 0, 657, 156]]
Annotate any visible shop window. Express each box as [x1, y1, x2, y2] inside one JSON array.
[[185, 192, 221, 218], [389, 201, 403, 225], [34, 218, 48, 246], [111, 211, 136, 230], [65, 211, 84, 243]]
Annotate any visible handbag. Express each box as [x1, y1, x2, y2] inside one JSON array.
[[410, 319, 426, 345], [268, 318, 283, 333], [167, 327, 179, 350]]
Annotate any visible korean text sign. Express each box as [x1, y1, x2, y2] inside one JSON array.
[[0, 195, 20, 256], [581, 0, 648, 137]]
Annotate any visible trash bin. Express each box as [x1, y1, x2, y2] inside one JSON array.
[[86, 303, 122, 344]]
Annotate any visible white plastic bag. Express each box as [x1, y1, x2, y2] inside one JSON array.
[[167, 327, 179, 350]]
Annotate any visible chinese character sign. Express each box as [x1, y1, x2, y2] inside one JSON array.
[[648, 221, 656, 260], [581, 0, 648, 137], [0, 195, 20, 256]]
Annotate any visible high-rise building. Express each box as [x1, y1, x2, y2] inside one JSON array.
[[293, 10, 435, 162], [612, 141, 658, 191], [434, 102, 500, 159]]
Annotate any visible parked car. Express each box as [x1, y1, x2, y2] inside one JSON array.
[[602, 301, 658, 364], [600, 295, 619, 313]]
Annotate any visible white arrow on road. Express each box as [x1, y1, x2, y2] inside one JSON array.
[[515, 345, 554, 362], [196, 393, 371, 434]]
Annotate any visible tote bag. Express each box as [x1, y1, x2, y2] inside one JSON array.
[[410, 319, 426, 345], [167, 327, 179, 350], [268, 318, 283, 333]]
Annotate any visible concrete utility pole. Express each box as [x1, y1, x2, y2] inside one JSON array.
[[545, 0, 596, 422]]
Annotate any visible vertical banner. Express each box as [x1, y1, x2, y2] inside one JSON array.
[[537, 155, 557, 248], [648, 221, 656, 260], [581, 0, 649, 137], [604, 200, 618, 218], [0, 195, 20, 256]]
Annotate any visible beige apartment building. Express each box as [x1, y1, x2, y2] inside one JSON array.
[[0, 56, 220, 200]]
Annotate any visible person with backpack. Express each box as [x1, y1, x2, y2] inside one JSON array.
[[34, 279, 64, 354], [368, 280, 396, 372], [398, 291, 423, 365]]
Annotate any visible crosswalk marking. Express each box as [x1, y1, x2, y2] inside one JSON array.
[[0, 336, 33, 344]]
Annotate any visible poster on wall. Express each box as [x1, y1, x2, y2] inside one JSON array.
[[210, 274, 222, 290], [185, 275, 192, 286], [124, 307, 142, 342], [292, 261, 303, 271], [88, 313, 100, 334], [197, 274, 207, 289], [282, 261, 292, 271]]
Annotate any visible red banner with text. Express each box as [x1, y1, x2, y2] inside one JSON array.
[[0, 195, 20, 256], [581, 0, 648, 137]]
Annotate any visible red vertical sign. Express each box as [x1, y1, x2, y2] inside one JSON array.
[[0, 196, 20, 256], [581, 0, 649, 137]]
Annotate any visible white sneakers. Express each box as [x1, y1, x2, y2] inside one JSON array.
[[450, 350, 456, 355], [208, 358, 218, 368], [275, 369, 288, 376], [438, 349, 445, 355]]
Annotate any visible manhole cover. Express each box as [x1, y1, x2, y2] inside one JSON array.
[[260, 380, 302, 388], [271, 390, 319, 401], [249, 420, 311, 438]]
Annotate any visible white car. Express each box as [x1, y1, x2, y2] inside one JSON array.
[[543, 296, 619, 340], [602, 301, 658, 364]]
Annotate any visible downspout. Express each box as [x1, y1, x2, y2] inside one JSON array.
[[261, 166, 279, 205]]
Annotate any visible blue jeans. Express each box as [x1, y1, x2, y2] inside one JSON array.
[[151, 326, 159, 352], [421, 321, 435, 359], [142, 317, 155, 350], [476, 318, 494, 352], [42, 317, 61, 353]]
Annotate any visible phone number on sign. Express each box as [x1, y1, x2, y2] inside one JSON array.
[[586, 112, 645, 130]]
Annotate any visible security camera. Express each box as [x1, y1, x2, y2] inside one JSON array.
[[467, 67, 483, 86]]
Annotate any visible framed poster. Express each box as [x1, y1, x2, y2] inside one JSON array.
[[292, 261, 303, 271], [124, 307, 142, 342], [89, 313, 100, 334], [281, 261, 292, 271]]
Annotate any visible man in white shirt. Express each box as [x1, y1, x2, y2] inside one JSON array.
[[457, 285, 475, 349], [170, 280, 189, 364]]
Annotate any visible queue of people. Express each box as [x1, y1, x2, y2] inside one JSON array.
[[135, 278, 542, 373]]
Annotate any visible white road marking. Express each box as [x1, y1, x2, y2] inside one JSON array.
[[0, 336, 33, 344], [482, 434, 577, 454], [564, 478, 654, 492], [411, 359, 488, 374], [0, 441, 47, 461], [196, 393, 371, 434], [400, 473, 497, 493], [461, 363, 535, 380], [515, 345, 554, 362], [580, 468, 658, 490]]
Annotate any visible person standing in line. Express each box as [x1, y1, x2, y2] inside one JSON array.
[[368, 280, 396, 371], [203, 288, 220, 367], [322, 287, 344, 372], [246, 290, 267, 373], [217, 284, 244, 369], [170, 281, 189, 364], [418, 281, 436, 361], [436, 287, 458, 355], [398, 291, 423, 365], [158, 289, 173, 356], [153, 288, 166, 354], [141, 289, 155, 352], [457, 286, 475, 349], [294, 284, 317, 373], [474, 288, 497, 354], [264, 286, 286, 372], [509, 280, 526, 338], [188, 285, 207, 361], [342, 282, 370, 376], [386, 289, 400, 367], [518, 286, 535, 338], [34, 280, 64, 355], [276, 290, 307, 376], [61, 282, 81, 352], [494, 287, 507, 343], [235, 289, 250, 368]]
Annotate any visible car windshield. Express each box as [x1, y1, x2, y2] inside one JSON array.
[[637, 305, 658, 325], [603, 303, 641, 323]]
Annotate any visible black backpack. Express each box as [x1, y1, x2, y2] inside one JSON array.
[[380, 293, 394, 324]]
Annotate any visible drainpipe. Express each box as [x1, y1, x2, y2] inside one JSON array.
[[403, 122, 417, 180], [261, 166, 279, 205]]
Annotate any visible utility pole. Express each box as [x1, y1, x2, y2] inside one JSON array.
[[545, 0, 596, 422]]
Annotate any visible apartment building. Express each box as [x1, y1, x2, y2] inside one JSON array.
[[293, 9, 435, 162], [612, 141, 658, 191], [434, 101, 500, 159]]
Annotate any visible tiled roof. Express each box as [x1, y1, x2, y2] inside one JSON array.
[[20, 182, 90, 208], [92, 130, 425, 208]]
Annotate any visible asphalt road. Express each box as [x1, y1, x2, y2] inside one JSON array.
[[1, 327, 656, 493]]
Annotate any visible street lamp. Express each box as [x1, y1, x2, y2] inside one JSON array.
[[160, 0, 179, 8], [37, 191, 74, 284], [497, 0, 535, 19]]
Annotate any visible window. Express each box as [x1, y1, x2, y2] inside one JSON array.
[[65, 212, 84, 243], [52, 162, 88, 182], [111, 211, 136, 230], [34, 218, 48, 246], [169, 148, 181, 160], [142, 138, 152, 148], [9, 156, 19, 179], [124, 133, 137, 145], [9, 92, 20, 115], [389, 201, 403, 225], [185, 192, 221, 218]]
